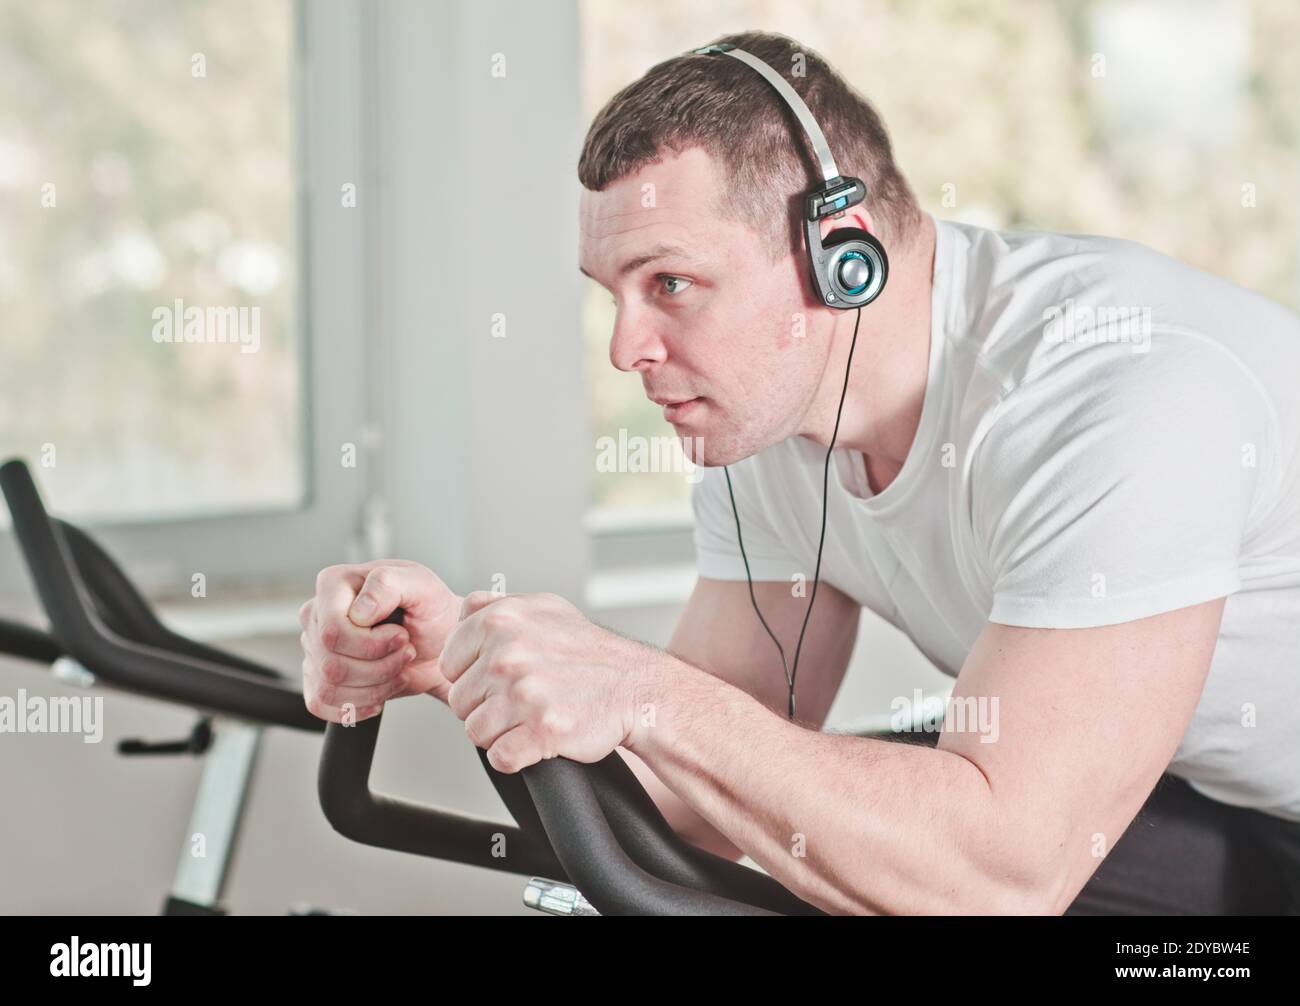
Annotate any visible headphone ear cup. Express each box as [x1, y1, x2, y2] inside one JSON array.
[[822, 227, 889, 307]]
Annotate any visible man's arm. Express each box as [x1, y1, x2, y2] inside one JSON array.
[[620, 576, 860, 859], [625, 598, 1225, 914]]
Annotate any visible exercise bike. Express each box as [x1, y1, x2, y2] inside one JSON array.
[[0, 457, 330, 915], [5, 457, 798, 916]]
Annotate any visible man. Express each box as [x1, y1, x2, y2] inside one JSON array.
[[299, 31, 1300, 914]]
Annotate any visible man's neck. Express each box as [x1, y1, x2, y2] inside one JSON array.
[[800, 213, 937, 493]]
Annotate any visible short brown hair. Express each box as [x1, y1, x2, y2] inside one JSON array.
[[578, 30, 922, 262]]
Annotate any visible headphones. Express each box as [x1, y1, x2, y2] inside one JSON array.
[[694, 43, 889, 309], [693, 43, 890, 719]]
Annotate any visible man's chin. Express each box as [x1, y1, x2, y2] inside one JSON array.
[[673, 430, 762, 468]]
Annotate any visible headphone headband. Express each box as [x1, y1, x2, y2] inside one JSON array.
[[693, 43, 841, 184]]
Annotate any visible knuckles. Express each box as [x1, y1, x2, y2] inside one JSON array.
[[314, 564, 343, 594], [319, 618, 342, 651], [446, 683, 469, 720], [489, 741, 525, 774], [465, 589, 496, 609], [366, 631, 395, 660], [316, 654, 346, 685], [490, 643, 527, 677], [368, 566, 399, 595], [482, 603, 517, 633], [507, 672, 544, 708], [537, 705, 573, 740]]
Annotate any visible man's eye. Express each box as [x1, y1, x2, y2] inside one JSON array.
[[660, 275, 693, 296]]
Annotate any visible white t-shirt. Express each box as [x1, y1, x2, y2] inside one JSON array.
[[694, 215, 1300, 822]]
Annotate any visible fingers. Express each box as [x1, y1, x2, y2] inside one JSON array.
[[301, 650, 413, 722], [301, 674, 382, 724], [301, 563, 423, 723], [302, 676, 403, 721], [303, 692, 380, 724], [485, 723, 548, 774], [460, 590, 505, 621], [349, 565, 412, 627], [309, 573, 410, 662], [301, 627, 415, 688], [462, 696, 522, 752], [439, 592, 507, 685], [446, 636, 530, 721]]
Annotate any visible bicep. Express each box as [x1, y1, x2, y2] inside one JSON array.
[[668, 576, 860, 726], [939, 598, 1225, 911]]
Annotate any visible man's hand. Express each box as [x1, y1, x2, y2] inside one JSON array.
[[299, 559, 463, 722], [439, 591, 654, 773]]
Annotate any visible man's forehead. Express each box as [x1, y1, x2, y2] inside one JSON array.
[[579, 147, 720, 237]]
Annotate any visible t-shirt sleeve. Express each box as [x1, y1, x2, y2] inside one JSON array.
[[692, 461, 805, 582], [973, 339, 1274, 629]]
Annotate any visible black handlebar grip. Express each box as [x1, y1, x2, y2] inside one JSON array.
[[0, 618, 62, 666], [520, 758, 775, 915], [316, 604, 564, 878], [0, 458, 320, 731]]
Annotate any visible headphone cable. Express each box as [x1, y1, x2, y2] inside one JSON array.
[[724, 305, 863, 721]]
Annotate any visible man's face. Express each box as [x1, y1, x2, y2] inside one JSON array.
[[579, 146, 827, 466]]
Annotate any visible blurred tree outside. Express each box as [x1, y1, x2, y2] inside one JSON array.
[[0, 0, 300, 521]]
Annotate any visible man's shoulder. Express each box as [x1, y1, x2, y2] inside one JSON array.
[[965, 332, 1272, 501], [948, 217, 1298, 339], [944, 218, 1297, 437]]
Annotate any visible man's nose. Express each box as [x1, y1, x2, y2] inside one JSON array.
[[608, 310, 668, 373]]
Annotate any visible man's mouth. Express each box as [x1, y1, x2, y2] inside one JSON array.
[[656, 397, 703, 423]]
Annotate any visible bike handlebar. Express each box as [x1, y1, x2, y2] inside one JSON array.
[[0, 617, 62, 666], [318, 610, 823, 916], [0, 458, 320, 732]]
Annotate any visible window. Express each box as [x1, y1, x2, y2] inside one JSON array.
[[0, 1, 371, 599], [0, 0, 302, 521]]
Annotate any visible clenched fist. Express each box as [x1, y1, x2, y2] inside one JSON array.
[[299, 559, 462, 722]]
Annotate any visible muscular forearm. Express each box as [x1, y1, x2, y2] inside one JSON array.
[[626, 653, 1045, 915], [617, 749, 745, 861]]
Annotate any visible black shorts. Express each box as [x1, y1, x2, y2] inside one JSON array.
[[1065, 774, 1300, 915]]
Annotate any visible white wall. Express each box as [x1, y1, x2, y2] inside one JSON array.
[[372, 0, 589, 600]]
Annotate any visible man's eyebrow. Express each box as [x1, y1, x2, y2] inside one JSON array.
[[578, 243, 694, 282]]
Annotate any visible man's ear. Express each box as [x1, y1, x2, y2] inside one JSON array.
[[819, 206, 876, 242]]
